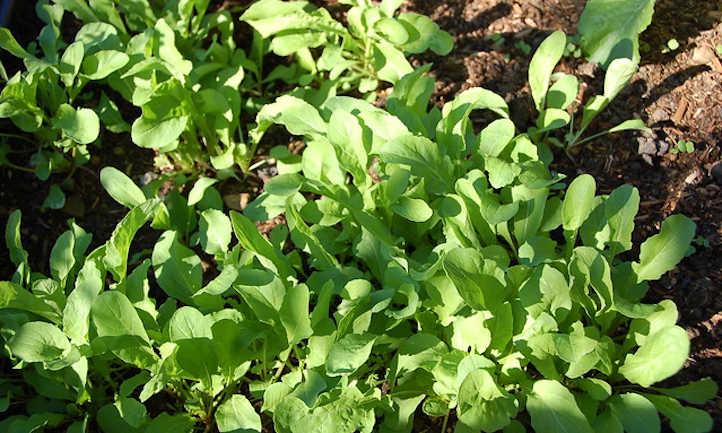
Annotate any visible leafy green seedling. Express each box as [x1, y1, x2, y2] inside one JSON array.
[[527, 31, 651, 157], [670, 139, 695, 154], [662, 39, 680, 53]]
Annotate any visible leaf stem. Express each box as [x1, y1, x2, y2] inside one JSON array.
[[441, 411, 449, 433]]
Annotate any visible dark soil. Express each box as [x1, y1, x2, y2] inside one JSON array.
[[1, 0, 721, 431]]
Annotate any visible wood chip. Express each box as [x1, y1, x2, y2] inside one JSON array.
[[672, 98, 688, 123]]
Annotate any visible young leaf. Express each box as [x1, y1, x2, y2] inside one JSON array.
[[644, 394, 713, 433], [81, 50, 129, 80], [526, 380, 594, 433], [608, 393, 660, 433], [632, 215, 696, 282], [188, 177, 219, 206], [199, 209, 231, 255], [52, 104, 100, 145], [0, 281, 62, 324], [8, 321, 71, 363], [456, 369, 518, 432], [104, 199, 161, 282], [604, 58, 637, 100], [579, 0, 655, 67], [5, 210, 29, 269], [652, 378, 719, 405], [152, 231, 202, 303], [326, 334, 376, 377], [100, 167, 146, 209], [479, 118, 515, 157], [443, 247, 507, 312], [49, 231, 75, 285], [529, 31, 566, 111], [562, 174, 596, 231], [59, 41, 84, 87], [378, 134, 452, 194], [391, 197, 433, 223], [619, 325, 690, 387], [216, 395, 262, 433]]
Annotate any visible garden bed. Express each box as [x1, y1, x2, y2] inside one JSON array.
[[0, 0, 720, 431]]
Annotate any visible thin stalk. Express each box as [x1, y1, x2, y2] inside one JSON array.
[[0, 133, 36, 144], [573, 129, 611, 147], [441, 412, 450, 433], [2, 161, 35, 173]]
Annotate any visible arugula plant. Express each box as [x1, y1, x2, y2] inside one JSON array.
[[578, 0, 656, 68], [1, 143, 716, 433], [245, 73, 715, 432], [241, 0, 453, 99], [0, 2, 131, 202], [526, 31, 650, 156]]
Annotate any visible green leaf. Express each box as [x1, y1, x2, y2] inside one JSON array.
[[326, 334, 376, 376], [391, 197, 433, 223], [100, 167, 146, 209], [280, 283, 313, 345], [230, 211, 293, 279], [52, 104, 100, 145], [0, 281, 62, 323], [526, 380, 594, 433], [188, 177, 219, 206], [547, 74, 580, 110], [0, 28, 31, 58], [608, 118, 650, 134], [42, 185, 66, 210], [104, 199, 161, 282], [253, 95, 325, 143], [562, 174, 596, 231], [619, 325, 690, 387], [168, 307, 212, 341], [8, 321, 70, 363], [152, 231, 202, 303], [154, 19, 192, 76], [479, 118, 515, 157], [604, 58, 637, 100], [443, 247, 507, 312], [199, 209, 231, 255], [50, 234, 75, 287], [81, 50, 129, 80], [605, 184, 640, 257], [378, 133, 452, 194], [373, 41, 413, 83], [96, 92, 130, 133], [59, 41, 84, 87], [579, 0, 655, 67], [375, 18, 409, 45], [216, 395, 262, 433], [5, 210, 29, 280], [91, 291, 157, 368], [632, 215, 696, 282], [131, 115, 188, 150], [644, 394, 713, 433], [529, 31, 566, 111], [457, 369, 518, 433], [327, 110, 369, 186], [653, 378, 719, 405], [608, 393, 660, 433]]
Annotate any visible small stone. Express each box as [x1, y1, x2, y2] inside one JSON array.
[[650, 107, 668, 123], [637, 136, 657, 155], [656, 140, 669, 155]]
